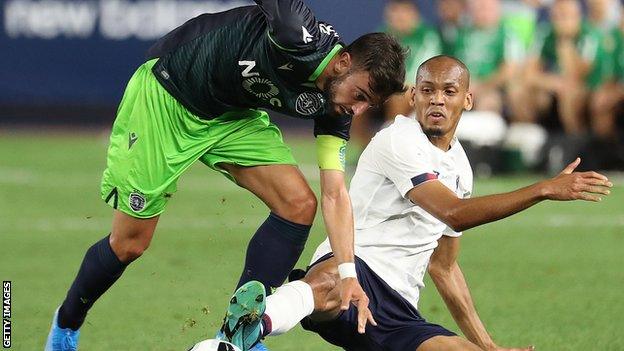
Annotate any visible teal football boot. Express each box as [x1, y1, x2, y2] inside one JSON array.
[[219, 281, 266, 351]]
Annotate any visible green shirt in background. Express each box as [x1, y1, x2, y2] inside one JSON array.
[[606, 28, 624, 82], [387, 24, 442, 84], [451, 22, 522, 81], [532, 21, 606, 89]]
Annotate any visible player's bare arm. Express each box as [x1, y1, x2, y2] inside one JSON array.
[[407, 158, 612, 233], [318, 169, 376, 333], [426, 236, 534, 351]]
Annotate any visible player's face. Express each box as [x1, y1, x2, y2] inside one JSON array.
[[325, 70, 376, 117], [411, 64, 472, 138]]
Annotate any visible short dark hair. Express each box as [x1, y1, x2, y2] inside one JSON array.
[[417, 54, 470, 88], [344, 32, 408, 104]]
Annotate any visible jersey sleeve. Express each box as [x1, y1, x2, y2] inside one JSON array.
[[373, 129, 438, 198], [442, 156, 472, 238], [254, 0, 320, 51], [313, 114, 352, 140]]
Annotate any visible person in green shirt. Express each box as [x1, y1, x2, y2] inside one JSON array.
[[589, 2, 624, 140], [522, 0, 605, 134], [438, 0, 467, 56], [450, 0, 524, 115]]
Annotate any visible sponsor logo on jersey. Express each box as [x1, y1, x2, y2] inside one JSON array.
[[302, 26, 313, 44], [129, 192, 146, 212], [239, 60, 282, 107], [242, 77, 280, 99], [296, 92, 324, 116]]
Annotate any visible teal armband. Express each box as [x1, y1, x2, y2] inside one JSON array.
[[316, 135, 347, 171]]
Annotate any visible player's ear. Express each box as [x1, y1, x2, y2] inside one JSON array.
[[408, 85, 417, 108], [334, 52, 352, 75], [464, 91, 473, 111]]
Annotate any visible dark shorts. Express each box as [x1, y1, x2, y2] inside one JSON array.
[[300, 254, 455, 351]]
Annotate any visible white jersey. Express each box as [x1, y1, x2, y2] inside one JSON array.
[[311, 115, 473, 309]]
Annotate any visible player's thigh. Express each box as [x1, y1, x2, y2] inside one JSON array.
[[200, 112, 315, 221], [220, 163, 317, 222], [416, 335, 482, 351]]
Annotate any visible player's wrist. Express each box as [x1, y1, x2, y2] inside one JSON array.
[[338, 262, 357, 279], [536, 180, 553, 200]]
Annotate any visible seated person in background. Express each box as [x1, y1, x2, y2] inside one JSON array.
[[350, 0, 441, 150], [589, 0, 624, 141], [221, 55, 612, 351], [520, 0, 606, 134], [438, 0, 467, 55], [450, 0, 524, 116]]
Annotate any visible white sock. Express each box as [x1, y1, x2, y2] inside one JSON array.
[[264, 280, 315, 336]]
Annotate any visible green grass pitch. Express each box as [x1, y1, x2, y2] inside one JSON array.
[[1, 131, 623, 350]]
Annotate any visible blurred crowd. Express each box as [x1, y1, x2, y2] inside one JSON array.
[[351, 0, 624, 174]]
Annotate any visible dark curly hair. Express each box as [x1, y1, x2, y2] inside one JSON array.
[[344, 32, 408, 104]]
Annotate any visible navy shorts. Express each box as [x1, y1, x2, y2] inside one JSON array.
[[300, 254, 455, 351]]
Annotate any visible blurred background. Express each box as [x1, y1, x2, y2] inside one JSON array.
[[2, 0, 624, 175], [1, 1, 623, 350]]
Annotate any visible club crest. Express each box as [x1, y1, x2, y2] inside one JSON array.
[[296, 92, 324, 116], [129, 192, 146, 212]]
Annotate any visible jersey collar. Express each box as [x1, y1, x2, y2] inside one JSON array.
[[308, 43, 344, 82]]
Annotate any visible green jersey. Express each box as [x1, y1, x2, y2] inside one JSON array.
[[532, 21, 606, 88], [451, 22, 522, 80], [387, 24, 442, 83], [148, 0, 350, 139]]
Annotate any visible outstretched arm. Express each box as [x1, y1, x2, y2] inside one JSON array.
[[428, 236, 533, 351], [316, 134, 375, 333], [408, 158, 612, 232]]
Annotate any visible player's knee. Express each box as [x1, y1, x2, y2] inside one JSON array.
[[110, 229, 153, 263], [279, 190, 317, 224], [114, 240, 150, 262]]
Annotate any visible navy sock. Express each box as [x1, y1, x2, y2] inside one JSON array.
[[58, 235, 128, 330], [237, 212, 311, 295]]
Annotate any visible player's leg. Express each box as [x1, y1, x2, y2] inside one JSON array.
[[200, 111, 317, 295], [56, 212, 159, 330], [220, 163, 317, 294], [219, 256, 340, 350], [260, 256, 342, 338], [416, 335, 482, 351], [47, 58, 218, 350]]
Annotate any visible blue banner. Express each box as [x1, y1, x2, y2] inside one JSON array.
[[1, 0, 435, 116]]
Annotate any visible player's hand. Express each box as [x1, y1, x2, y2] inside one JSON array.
[[542, 158, 612, 202], [339, 277, 377, 334]]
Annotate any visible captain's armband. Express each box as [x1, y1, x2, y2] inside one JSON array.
[[316, 135, 347, 171]]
